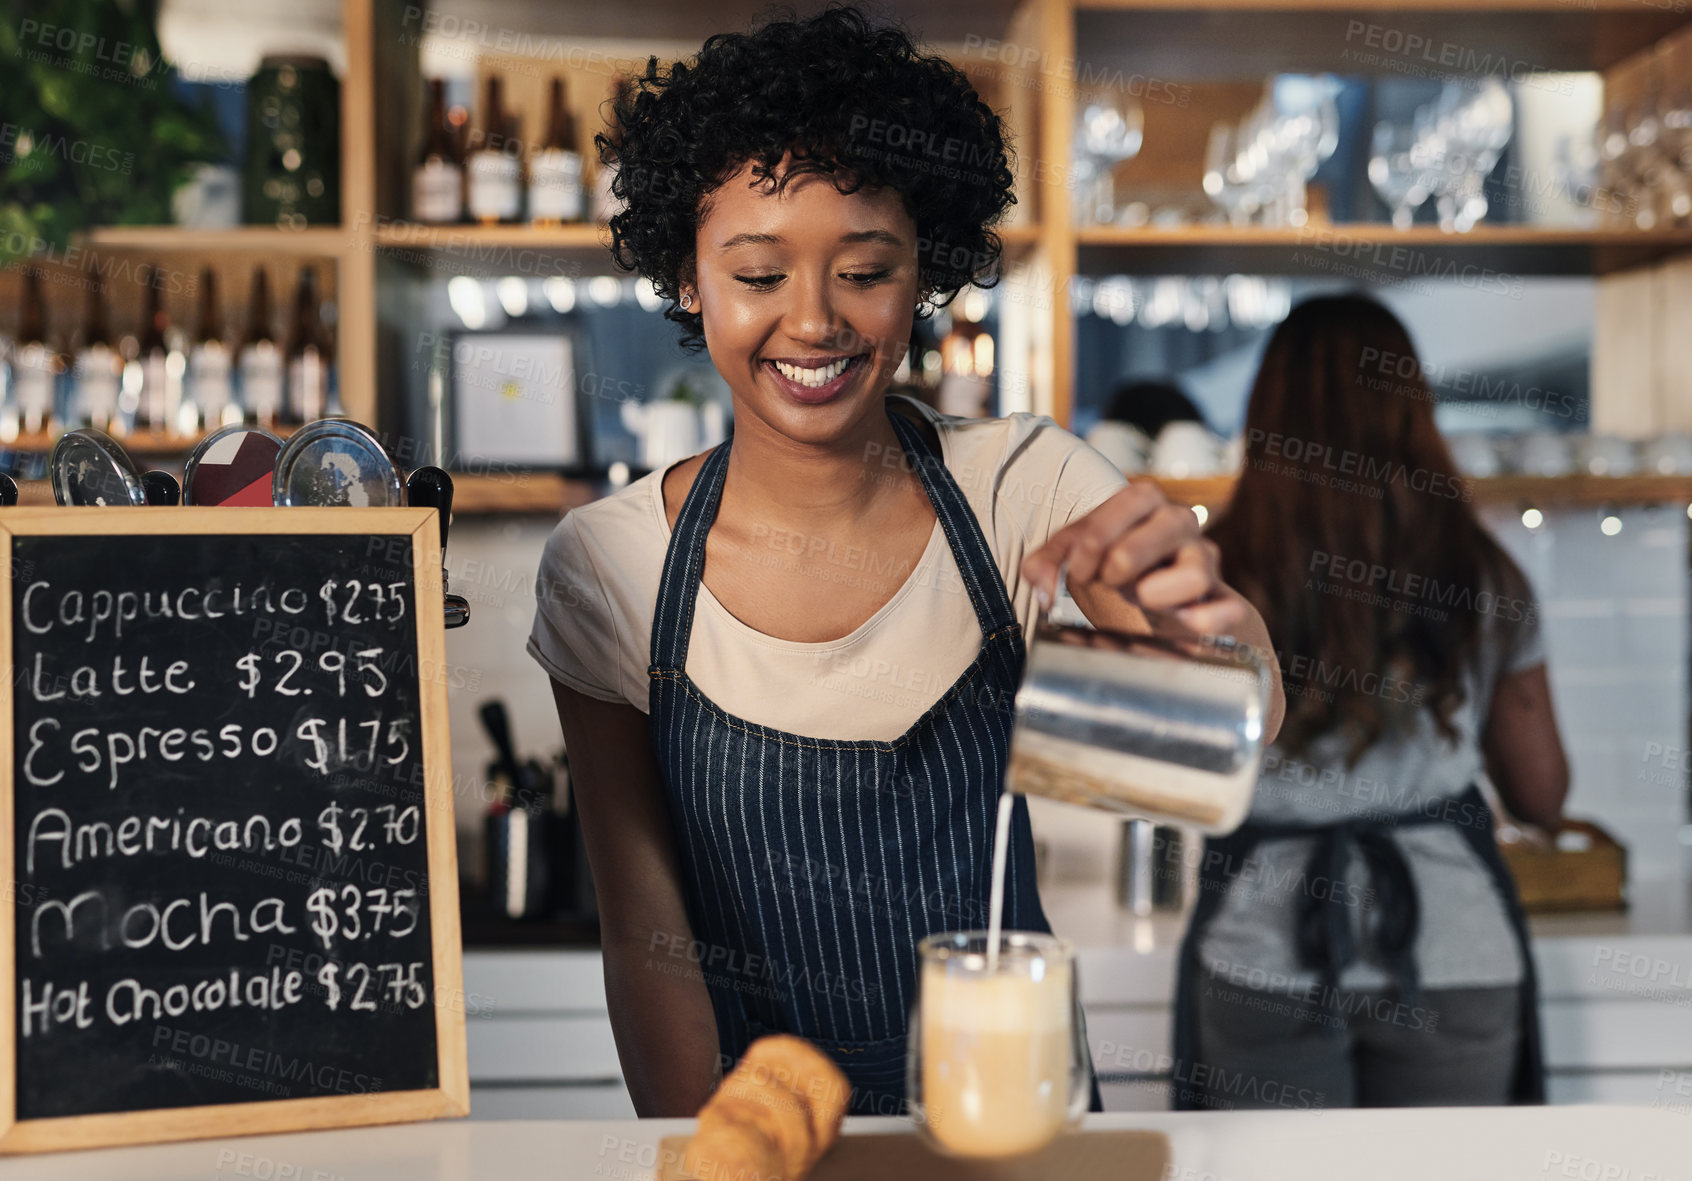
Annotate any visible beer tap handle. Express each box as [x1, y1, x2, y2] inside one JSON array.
[[142, 470, 181, 506], [406, 466, 467, 629]]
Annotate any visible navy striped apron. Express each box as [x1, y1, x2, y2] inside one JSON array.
[[648, 406, 1049, 1116]]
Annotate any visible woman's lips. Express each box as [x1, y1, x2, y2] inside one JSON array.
[[762, 353, 869, 405]]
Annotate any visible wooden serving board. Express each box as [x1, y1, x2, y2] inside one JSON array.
[[1499, 818, 1628, 913], [657, 1129, 1172, 1181]]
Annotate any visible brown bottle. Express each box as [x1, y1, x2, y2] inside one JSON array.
[[73, 270, 123, 430], [132, 264, 182, 433], [466, 75, 521, 224], [13, 269, 57, 436], [238, 266, 285, 428], [529, 77, 583, 225], [284, 265, 332, 424], [412, 78, 464, 224], [188, 267, 235, 431]]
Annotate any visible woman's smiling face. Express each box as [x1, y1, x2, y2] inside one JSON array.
[[689, 159, 920, 444]]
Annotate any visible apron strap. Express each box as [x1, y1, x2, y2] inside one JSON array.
[[886, 407, 1019, 636], [1444, 784, 1548, 1104], [650, 400, 1018, 673], [649, 438, 733, 672]]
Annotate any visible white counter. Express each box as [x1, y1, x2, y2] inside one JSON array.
[[4, 1108, 1686, 1180], [455, 875, 1692, 1118]]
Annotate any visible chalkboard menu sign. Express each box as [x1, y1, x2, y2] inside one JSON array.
[[0, 509, 467, 1154]]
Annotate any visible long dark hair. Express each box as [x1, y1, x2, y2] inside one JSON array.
[[1207, 295, 1532, 763]]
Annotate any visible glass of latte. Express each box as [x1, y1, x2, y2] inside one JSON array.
[[908, 931, 1091, 1158]]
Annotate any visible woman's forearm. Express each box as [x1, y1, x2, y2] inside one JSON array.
[[602, 927, 722, 1117]]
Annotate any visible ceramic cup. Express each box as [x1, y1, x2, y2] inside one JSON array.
[[1151, 421, 1221, 479]]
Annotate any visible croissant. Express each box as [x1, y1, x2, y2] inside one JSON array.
[[684, 1035, 850, 1181]]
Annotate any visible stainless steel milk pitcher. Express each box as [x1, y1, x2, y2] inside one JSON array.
[[1008, 622, 1273, 835]]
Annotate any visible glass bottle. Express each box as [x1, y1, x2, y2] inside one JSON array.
[[130, 264, 183, 434], [284, 265, 331, 424], [72, 270, 123, 432], [11, 268, 59, 438], [466, 75, 521, 224], [238, 266, 285, 430], [187, 267, 237, 432], [528, 77, 583, 225], [412, 78, 464, 224]]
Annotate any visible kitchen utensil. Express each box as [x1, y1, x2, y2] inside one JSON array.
[[480, 700, 561, 920], [49, 429, 146, 506], [141, 470, 181, 506], [480, 700, 524, 793], [183, 425, 284, 506], [272, 419, 404, 507], [0, 473, 18, 507], [407, 466, 469, 628], [1008, 619, 1271, 835], [1117, 819, 1186, 915], [907, 931, 1091, 1158]]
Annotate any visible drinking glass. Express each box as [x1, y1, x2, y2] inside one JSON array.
[[1203, 123, 1259, 225], [1369, 121, 1430, 229], [907, 931, 1091, 1159], [1074, 91, 1144, 225]]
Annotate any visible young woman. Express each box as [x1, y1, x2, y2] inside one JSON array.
[[528, 8, 1283, 1117], [1176, 295, 1569, 1108]]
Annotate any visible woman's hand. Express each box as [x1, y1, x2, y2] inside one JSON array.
[[1021, 481, 1285, 739]]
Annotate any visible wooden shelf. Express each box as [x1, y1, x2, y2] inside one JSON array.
[[1075, 224, 1692, 277], [2, 426, 300, 460], [375, 223, 609, 249], [450, 472, 605, 516], [1155, 473, 1692, 509], [82, 226, 348, 255], [373, 222, 616, 277], [998, 223, 1041, 250], [1073, 1, 1690, 77]]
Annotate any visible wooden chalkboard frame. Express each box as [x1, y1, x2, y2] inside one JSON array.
[[0, 508, 470, 1154]]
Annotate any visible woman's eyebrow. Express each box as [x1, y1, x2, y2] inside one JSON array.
[[714, 229, 907, 251], [717, 231, 784, 251], [840, 229, 905, 247]]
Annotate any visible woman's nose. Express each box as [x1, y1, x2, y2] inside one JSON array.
[[783, 271, 841, 344]]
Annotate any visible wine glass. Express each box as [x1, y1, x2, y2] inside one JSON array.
[[1369, 121, 1430, 229], [1270, 75, 1340, 228], [1074, 90, 1144, 225], [1203, 123, 1260, 225], [907, 931, 1091, 1159]]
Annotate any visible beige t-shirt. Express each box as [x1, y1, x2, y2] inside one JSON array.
[[527, 397, 1127, 740]]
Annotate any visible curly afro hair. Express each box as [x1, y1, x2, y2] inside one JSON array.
[[600, 4, 1016, 352]]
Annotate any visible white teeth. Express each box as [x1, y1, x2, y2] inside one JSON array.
[[773, 357, 851, 387]]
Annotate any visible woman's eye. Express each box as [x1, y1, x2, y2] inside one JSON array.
[[734, 274, 784, 289], [843, 269, 892, 285]]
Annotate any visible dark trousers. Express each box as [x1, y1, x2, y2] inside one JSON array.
[[1192, 972, 1522, 1109]]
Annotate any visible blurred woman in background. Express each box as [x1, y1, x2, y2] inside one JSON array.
[[1174, 294, 1569, 1108]]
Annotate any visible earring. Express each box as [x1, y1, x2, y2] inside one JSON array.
[[679, 292, 693, 310]]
